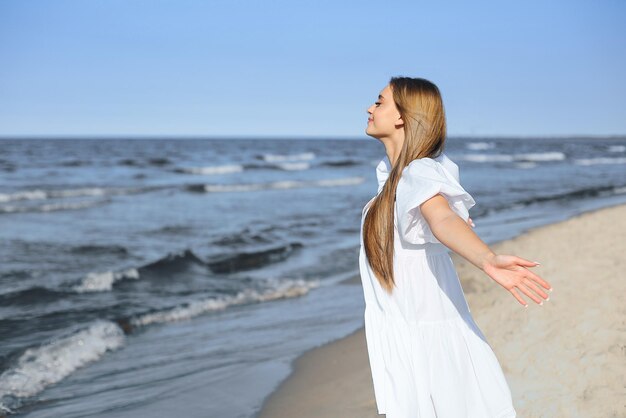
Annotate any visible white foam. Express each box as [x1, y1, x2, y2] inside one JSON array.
[[465, 142, 496, 150], [203, 183, 266, 192], [0, 190, 48, 203], [181, 164, 244, 175], [514, 162, 538, 169], [262, 152, 316, 162], [72, 268, 140, 293], [316, 177, 364, 187], [52, 187, 110, 198], [0, 187, 128, 203], [0, 199, 109, 213], [202, 176, 364, 193], [270, 180, 306, 190], [574, 157, 626, 166], [461, 152, 565, 163], [461, 154, 514, 162], [515, 152, 566, 162], [608, 145, 626, 153], [130, 278, 321, 327], [0, 320, 125, 411], [274, 162, 311, 171]]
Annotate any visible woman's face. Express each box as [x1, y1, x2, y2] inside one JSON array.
[[365, 84, 403, 138]]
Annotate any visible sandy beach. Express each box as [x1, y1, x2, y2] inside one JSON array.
[[257, 203, 626, 418]]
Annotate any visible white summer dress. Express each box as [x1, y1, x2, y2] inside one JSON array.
[[359, 153, 517, 418]]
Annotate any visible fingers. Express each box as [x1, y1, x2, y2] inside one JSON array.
[[514, 256, 554, 293], [508, 271, 554, 308], [509, 287, 529, 307], [524, 269, 553, 292], [515, 256, 540, 267], [494, 255, 554, 308], [516, 281, 545, 305], [521, 278, 549, 303]]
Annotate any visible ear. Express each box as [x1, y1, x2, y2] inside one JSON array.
[[395, 116, 404, 128]]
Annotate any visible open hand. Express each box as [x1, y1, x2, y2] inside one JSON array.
[[482, 254, 552, 307]]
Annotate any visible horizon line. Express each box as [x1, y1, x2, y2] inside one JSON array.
[[1, 134, 625, 141]]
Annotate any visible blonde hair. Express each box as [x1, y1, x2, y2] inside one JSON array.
[[362, 76, 447, 293]]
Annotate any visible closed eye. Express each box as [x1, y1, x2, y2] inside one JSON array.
[[375, 102, 381, 106]]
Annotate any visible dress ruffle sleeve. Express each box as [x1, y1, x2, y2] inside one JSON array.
[[396, 158, 476, 245]]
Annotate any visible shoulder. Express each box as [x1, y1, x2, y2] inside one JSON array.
[[436, 153, 460, 182], [396, 156, 469, 202], [399, 158, 448, 185]]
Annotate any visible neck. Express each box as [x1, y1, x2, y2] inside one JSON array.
[[382, 131, 405, 167]]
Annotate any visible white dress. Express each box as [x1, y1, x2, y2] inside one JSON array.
[[359, 153, 517, 418]]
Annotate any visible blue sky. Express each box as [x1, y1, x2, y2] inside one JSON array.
[[0, 0, 624, 138]]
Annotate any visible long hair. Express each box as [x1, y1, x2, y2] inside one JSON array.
[[362, 76, 447, 294]]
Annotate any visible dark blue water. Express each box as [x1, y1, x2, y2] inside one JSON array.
[[1, 136, 625, 417]]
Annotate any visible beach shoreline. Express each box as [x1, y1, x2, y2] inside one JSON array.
[[256, 202, 626, 418]]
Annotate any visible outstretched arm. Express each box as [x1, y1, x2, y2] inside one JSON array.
[[420, 194, 553, 307]]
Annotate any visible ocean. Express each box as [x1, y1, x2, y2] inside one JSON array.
[[1, 136, 625, 417]]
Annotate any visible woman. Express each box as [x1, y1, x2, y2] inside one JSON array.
[[360, 77, 553, 417]]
